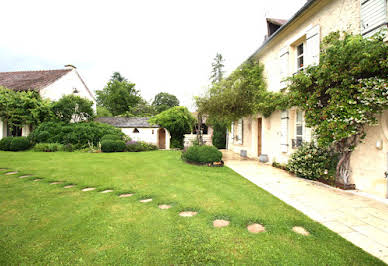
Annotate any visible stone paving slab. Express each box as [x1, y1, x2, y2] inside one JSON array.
[[222, 150, 388, 264]]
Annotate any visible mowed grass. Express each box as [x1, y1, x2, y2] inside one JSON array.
[[0, 151, 384, 265]]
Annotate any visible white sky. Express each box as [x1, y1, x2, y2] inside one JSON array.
[[0, 0, 306, 110]]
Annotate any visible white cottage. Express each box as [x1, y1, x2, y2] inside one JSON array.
[[0, 65, 96, 139], [95, 117, 171, 150]]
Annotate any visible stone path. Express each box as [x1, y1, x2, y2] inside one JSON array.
[[222, 150, 388, 263]]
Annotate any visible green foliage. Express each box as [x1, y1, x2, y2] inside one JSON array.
[[125, 141, 158, 152], [96, 106, 112, 118], [287, 142, 338, 183], [30, 122, 123, 148], [101, 134, 123, 142], [96, 79, 141, 116], [0, 137, 13, 151], [9, 137, 31, 151], [122, 99, 156, 117], [197, 60, 268, 124], [110, 72, 127, 82], [33, 143, 65, 152], [182, 145, 222, 164], [36, 131, 50, 143], [152, 92, 180, 113], [101, 140, 126, 152], [210, 53, 225, 84], [149, 106, 196, 148], [0, 87, 53, 131], [52, 95, 95, 123], [210, 119, 227, 149]]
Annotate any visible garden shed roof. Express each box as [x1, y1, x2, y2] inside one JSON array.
[[0, 69, 72, 91], [95, 117, 160, 128]]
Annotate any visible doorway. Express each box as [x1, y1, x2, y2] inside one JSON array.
[[158, 128, 166, 149], [257, 118, 262, 156]]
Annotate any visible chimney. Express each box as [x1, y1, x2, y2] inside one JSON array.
[[64, 64, 77, 69]]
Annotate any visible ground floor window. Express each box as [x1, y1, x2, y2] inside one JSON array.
[[7, 124, 22, 137], [293, 111, 303, 148]]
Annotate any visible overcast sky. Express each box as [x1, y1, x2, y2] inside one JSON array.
[[0, 0, 306, 110]]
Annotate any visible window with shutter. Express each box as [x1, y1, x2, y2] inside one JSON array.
[[306, 25, 320, 66], [280, 111, 289, 153], [361, 0, 387, 37], [236, 119, 243, 145], [279, 47, 289, 88]]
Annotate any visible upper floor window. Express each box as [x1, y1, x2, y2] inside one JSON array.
[[296, 43, 304, 71], [361, 0, 387, 37]]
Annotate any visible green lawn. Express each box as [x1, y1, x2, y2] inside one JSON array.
[[0, 151, 383, 265]]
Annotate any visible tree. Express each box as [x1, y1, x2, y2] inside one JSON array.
[[96, 106, 113, 118], [149, 106, 196, 148], [96, 79, 141, 116], [288, 32, 388, 185], [152, 92, 180, 113], [111, 72, 127, 82], [52, 95, 94, 123], [210, 53, 225, 84], [122, 99, 156, 117], [0, 87, 53, 131]]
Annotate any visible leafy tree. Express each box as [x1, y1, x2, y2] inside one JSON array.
[[288, 32, 388, 184], [0, 87, 53, 131], [96, 79, 141, 116], [96, 106, 112, 117], [149, 106, 196, 148], [111, 72, 127, 82], [122, 99, 156, 117], [52, 95, 94, 123], [210, 53, 225, 84], [152, 92, 180, 113]]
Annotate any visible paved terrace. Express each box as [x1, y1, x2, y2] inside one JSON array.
[[222, 150, 388, 263]]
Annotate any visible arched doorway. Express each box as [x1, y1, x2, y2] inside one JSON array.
[[158, 128, 166, 149]]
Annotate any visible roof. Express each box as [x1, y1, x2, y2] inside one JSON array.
[[95, 117, 160, 128], [266, 18, 288, 26], [0, 69, 72, 91], [249, 0, 318, 60]]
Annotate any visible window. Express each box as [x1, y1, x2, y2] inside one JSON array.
[[133, 128, 139, 133], [152, 130, 154, 134], [7, 124, 22, 137], [280, 111, 289, 153], [293, 111, 303, 148], [296, 43, 304, 71], [361, 0, 387, 37]]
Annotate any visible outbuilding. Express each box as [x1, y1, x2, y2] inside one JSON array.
[[95, 117, 170, 150]]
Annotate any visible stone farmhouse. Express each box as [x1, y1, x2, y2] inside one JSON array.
[[0, 65, 96, 139], [227, 0, 388, 198]]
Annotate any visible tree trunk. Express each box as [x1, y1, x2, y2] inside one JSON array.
[[336, 150, 352, 185], [197, 113, 203, 145]]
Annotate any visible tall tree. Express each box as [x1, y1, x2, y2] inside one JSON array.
[[152, 92, 180, 113], [110, 72, 127, 82], [52, 95, 95, 123], [210, 53, 225, 84], [96, 78, 141, 116]]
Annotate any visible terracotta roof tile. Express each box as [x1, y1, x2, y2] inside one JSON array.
[[0, 69, 72, 91]]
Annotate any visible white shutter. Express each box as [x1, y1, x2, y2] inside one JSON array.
[[306, 25, 320, 66], [231, 122, 234, 144], [279, 47, 289, 88], [304, 127, 312, 142], [280, 111, 289, 153], [236, 119, 243, 145], [361, 0, 387, 37]]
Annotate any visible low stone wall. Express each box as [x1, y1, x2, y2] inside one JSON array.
[[184, 134, 212, 148]]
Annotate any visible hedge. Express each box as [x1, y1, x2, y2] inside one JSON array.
[[182, 145, 222, 164]]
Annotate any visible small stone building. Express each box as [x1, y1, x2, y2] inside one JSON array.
[[95, 117, 170, 149]]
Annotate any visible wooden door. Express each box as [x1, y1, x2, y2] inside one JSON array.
[[158, 128, 166, 149], [257, 118, 262, 156]]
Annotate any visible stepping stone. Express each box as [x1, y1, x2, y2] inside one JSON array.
[[64, 185, 75, 189], [50, 181, 62, 185], [119, 193, 133, 198], [179, 211, 198, 217], [213, 219, 230, 228], [0, 168, 7, 171], [100, 189, 113, 193], [5, 171, 17, 175], [159, 204, 172, 210], [82, 187, 96, 192], [19, 175, 32, 179], [33, 179, 42, 182], [139, 198, 152, 203], [247, 223, 266, 233], [292, 226, 310, 236]]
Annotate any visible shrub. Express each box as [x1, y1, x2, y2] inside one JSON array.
[[287, 142, 338, 182], [125, 141, 158, 152], [101, 140, 126, 152], [182, 145, 222, 164], [30, 121, 124, 148], [9, 137, 31, 151], [0, 137, 13, 151], [33, 143, 64, 152], [101, 134, 122, 142]]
